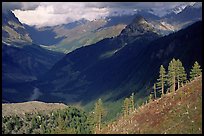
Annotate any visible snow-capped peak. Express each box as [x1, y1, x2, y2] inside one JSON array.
[[167, 2, 201, 15], [172, 3, 189, 14], [191, 2, 202, 8]]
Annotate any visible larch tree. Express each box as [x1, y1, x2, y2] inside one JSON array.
[[123, 93, 135, 118], [157, 65, 166, 96], [190, 61, 202, 81], [93, 98, 105, 132], [148, 93, 154, 103], [129, 92, 135, 113], [180, 66, 187, 87], [176, 59, 187, 88], [123, 98, 130, 117], [167, 58, 176, 92]]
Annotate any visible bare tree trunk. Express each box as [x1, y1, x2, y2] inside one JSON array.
[[98, 112, 102, 132], [162, 79, 164, 95], [177, 75, 180, 89], [173, 75, 176, 92], [154, 84, 157, 99]]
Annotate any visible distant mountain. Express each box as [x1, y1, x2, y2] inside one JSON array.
[[32, 16, 160, 103], [62, 18, 89, 29], [162, 3, 202, 29], [167, 3, 193, 14], [2, 10, 32, 44], [118, 15, 159, 43], [23, 18, 89, 46], [23, 24, 65, 46], [34, 19, 202, 105], [2, 10, 64, 102], [51, 19, 126, 53], [25, 3, 202, 55], [22, 11, 163, 54], [103, 10, 160, 28], [3, 10, 202, 105], [2, 10, 64, 82], [23, 18, 126, 53]]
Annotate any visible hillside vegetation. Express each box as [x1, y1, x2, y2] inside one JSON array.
[[100, 76, 202, 134], [2, 101, 68, 117], [2, 104, 93, 134], [1, 71, 202, 134]]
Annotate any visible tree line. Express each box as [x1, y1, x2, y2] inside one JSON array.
[[2, 59, 201, 134], [2, 107, 93, 134], [92, 59, 202, 133], [150, 59, 202, 100]]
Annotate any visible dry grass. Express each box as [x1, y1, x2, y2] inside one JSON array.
[[100, 76, 202, 134], [2, 101, 68, 117]]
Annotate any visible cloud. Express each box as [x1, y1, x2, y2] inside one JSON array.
[[2, 2, 40, 11], [13, 2, 110, 28], [14, 5, 75, 28], [3, 2, 199, 28]]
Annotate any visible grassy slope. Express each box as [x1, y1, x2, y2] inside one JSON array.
[[100, 76, 202, 134], [44, 24, 126, 53], [2, 101, 68, 117]]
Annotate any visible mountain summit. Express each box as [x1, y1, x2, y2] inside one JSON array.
[[120, 15, 156, 37], [118, 15, 158, 45]]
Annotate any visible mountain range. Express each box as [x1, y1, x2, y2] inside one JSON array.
[[2, 4, 202, 107], [2, 10, 64, 102], [20, 2, 202, 54], [31, 17, 201, 105]]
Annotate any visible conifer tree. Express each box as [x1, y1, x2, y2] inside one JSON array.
[[93, 98, 105, 132], [129, 92, 135, 112], [157, 65, 166, 96], [57, 116, 66, 131], [123, 93, 135, 117], [167, 58, 176, 92], [175, 59, 187, 88], [180, 66, 187, 87], [123, 98, 130, 117], [31, 116, 37, 129], [148, 93, 154, 103], [190, 61, 202, 81]]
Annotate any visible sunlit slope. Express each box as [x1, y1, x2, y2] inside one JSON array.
[[101, 76, 202, 134]]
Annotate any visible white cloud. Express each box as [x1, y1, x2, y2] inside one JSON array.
[[8, 2, 201, 28], [14, 5, 73, 28], [13, 3, 110, 28]]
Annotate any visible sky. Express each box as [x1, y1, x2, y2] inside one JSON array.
[[2, 2, 201, 28]]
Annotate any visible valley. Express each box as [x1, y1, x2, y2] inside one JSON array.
[[2, 76, 202, 134], [2, 2, 202, 134]]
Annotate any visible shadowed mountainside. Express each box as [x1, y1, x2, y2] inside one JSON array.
[[34, 19, 202, 105]]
